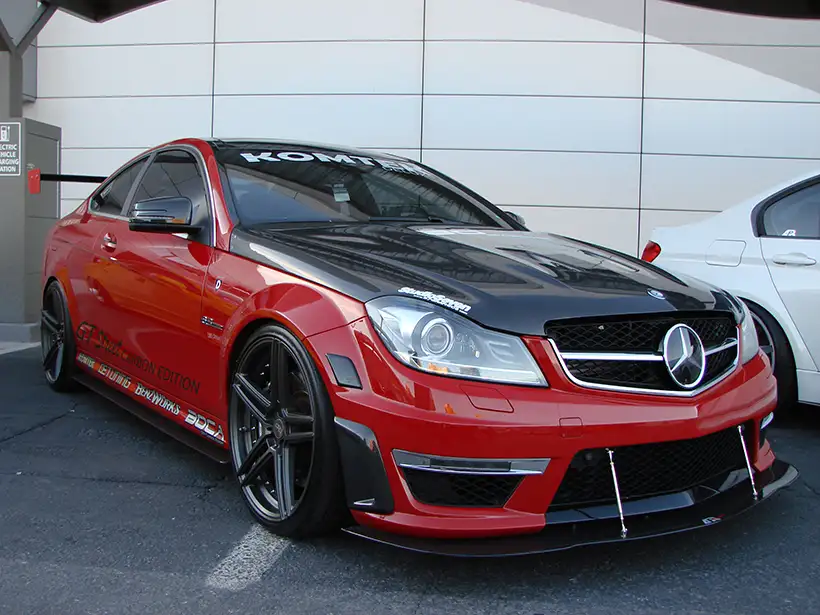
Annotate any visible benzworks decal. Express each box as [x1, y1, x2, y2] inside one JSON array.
[[239, 151, 429, 176], [75, 352, 225, 444], [135, 383, 181, 416], [397, 287, 472, 314], [75, 322, 201, 395]]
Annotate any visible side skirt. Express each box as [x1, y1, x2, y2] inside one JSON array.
[[73, 370, 230, 464]]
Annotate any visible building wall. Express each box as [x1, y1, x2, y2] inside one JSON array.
[[23, 0, 820, 256]]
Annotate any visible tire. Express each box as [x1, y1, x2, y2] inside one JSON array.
[[228, 322, 349, 538], [41, 281, 79, 392], [747, 301, 797, 417]]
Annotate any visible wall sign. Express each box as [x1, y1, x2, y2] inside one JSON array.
[[0, 122, 22, 177]]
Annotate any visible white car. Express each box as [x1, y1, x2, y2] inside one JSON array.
[[641, 170, 820, 414]]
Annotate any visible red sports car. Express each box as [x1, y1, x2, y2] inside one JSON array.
[[38, 138, 797, 556]]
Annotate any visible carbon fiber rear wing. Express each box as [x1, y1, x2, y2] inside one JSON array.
[[27, 169, 107, 194]]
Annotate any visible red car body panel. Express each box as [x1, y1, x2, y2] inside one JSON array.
[[40, 137, 794, 553]]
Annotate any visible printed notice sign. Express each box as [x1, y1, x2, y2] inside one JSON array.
[[0, 122, 21, 176]]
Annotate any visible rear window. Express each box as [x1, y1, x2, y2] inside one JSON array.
[[215, 147, 509, 228]]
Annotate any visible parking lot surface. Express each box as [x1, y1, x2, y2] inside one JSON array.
[[1, 346, 818, 615]]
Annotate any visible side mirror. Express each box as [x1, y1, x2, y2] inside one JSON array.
[[128, 196, 201, 233], [503, 210, 527, 228]]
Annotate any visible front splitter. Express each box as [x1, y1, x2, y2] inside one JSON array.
[[342, 458, 798, 557]]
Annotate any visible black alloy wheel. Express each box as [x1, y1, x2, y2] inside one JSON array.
[[41, 281, 77, 392], [229, 323, 348, 537]]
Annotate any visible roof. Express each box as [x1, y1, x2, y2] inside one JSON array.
[[46, 0, 168, 23]]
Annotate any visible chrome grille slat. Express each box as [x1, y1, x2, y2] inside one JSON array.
[[560, 338, 738, 363], [546, 313, 740, 396]]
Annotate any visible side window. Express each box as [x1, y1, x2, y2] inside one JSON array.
[[762, 183, 820, 239], [131, 150, 209, 233], [89, 159, 146, 216]]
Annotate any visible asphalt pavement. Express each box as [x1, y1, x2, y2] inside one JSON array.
[[1, 345, 818, 615]]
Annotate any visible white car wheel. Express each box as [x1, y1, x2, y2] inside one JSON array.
[[746, 302, 798, 417]]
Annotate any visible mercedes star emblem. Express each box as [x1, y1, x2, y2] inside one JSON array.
[[662, 324, 706, 389]]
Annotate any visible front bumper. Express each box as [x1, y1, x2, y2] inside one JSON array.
[[342, 458, 798, 557], [309, 317, 792, 550]]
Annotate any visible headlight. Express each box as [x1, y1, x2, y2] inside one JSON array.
[[365, 296, 548, 386], [735, 298, 760, 365]]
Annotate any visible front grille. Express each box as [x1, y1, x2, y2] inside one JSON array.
[[549, 426, 748, 511], [546, 314, 736, 353], [704, 345, 736, 381], [564, 358, 666, 389], [401, 468, 522, 508], [546, 312, 739, 393]]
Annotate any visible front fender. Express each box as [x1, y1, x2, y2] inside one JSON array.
[[214, 276, 366, 410]]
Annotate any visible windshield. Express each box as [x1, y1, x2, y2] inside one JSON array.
[[215, 146, 512, 228]]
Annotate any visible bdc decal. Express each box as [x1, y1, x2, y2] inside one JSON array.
[[75, 321, 201, 395], [184, 410, 225, 444], [75, 352, 225, 444]]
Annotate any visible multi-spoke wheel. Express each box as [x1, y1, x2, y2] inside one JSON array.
[[41, 281, 77, 392], [746, 301, 797, 417], [229, 323, 348, 537]]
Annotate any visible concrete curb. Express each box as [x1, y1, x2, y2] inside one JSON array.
[[0, 341, 40, 356], [0, 322, 39, 343]]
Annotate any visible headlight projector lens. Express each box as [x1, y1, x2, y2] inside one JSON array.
[[420, 318, 454, 356]]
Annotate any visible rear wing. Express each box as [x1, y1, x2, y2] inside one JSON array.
[[27, 168, 107, 194]]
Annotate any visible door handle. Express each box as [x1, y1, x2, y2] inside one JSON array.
[[101, 233, 117, 251], [771, 253, 816, 266]]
